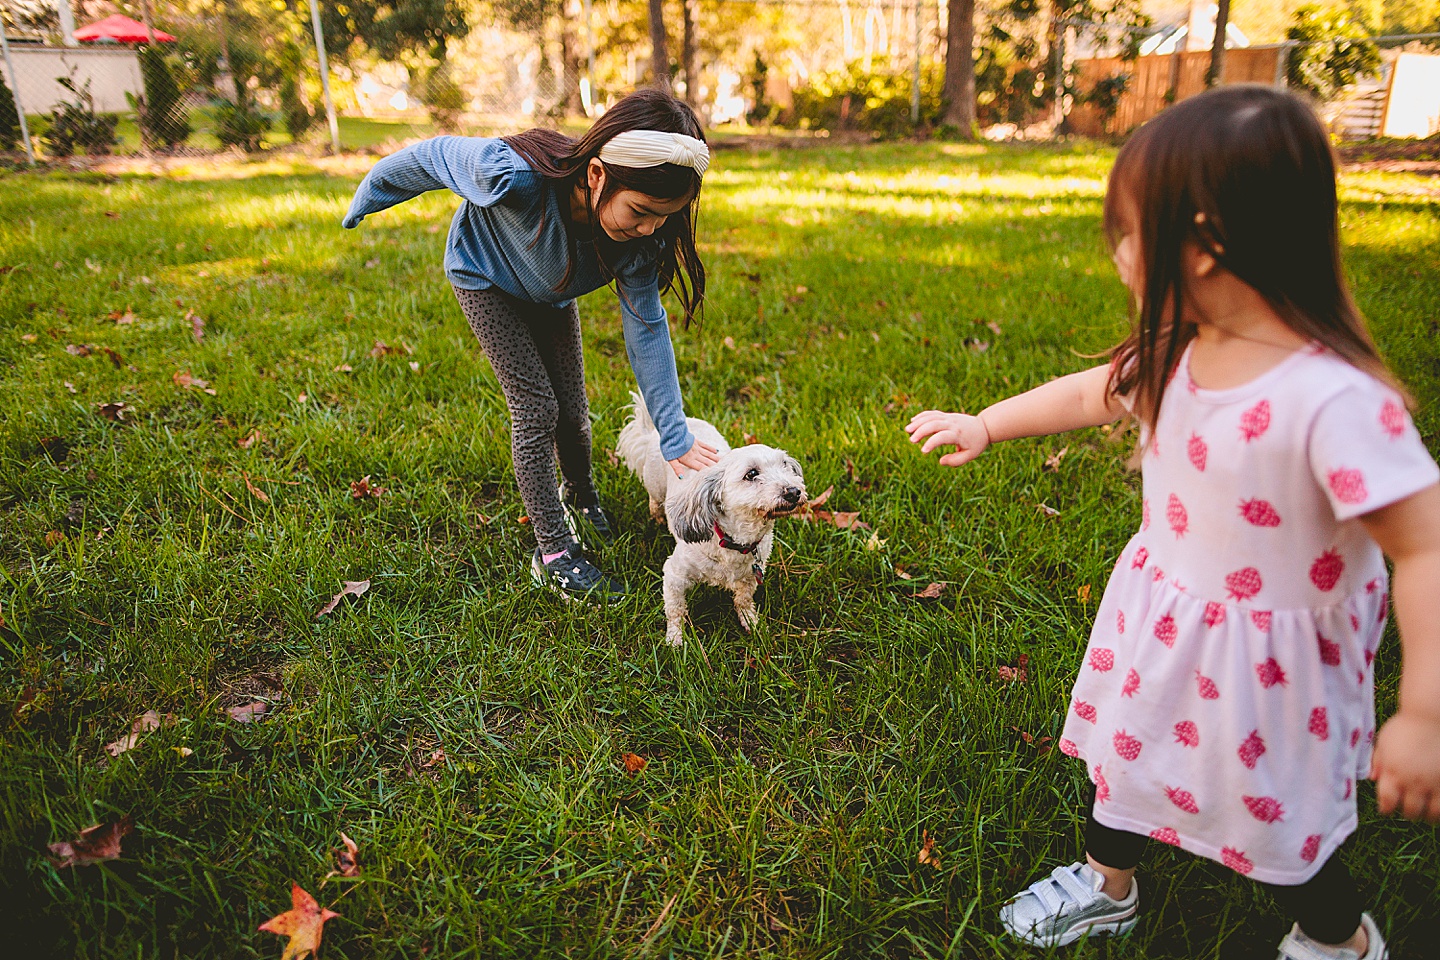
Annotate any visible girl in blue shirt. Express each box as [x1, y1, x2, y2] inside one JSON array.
[[343, 89, 718, 601]]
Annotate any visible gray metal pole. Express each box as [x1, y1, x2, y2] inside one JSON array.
[[307, 0, 341, 153], [0, 20, 36, 165], [911, 0, 921, 124], [583, 0, 595, 115]]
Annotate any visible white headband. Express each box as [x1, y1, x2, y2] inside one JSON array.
[[598, 130, 710, 177]]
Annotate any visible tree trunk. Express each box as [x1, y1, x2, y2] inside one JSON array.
[[215, 0, 244, 105], [941, 0, 975, 132], [1206, 0, 1231, 87], [139, 0, 157, 45], [681, 0, 697, 106], [648, 0, 671, 89], [561, 0, 584, 115]]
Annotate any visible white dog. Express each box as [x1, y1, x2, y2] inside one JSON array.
[[617, 392, 806, 646]]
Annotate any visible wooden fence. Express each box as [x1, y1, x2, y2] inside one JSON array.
[[1067, 46, 1288, 137]]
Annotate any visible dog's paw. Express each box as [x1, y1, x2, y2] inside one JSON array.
[[736, 605, 759, 633], [665, 625, 685, 647]]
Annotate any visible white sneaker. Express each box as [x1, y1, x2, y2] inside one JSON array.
[[999, 861, 1139, 947], [1276, 913, 1387, 960]]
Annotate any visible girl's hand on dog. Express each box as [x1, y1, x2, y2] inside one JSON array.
[[905, 410, 991, 467], [670, 439, 721, 478]]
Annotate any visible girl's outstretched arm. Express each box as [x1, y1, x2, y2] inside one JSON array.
[[906, 363, 1125, 467], [1362, 482, 1440, 823], [342, 137, 527, 228]]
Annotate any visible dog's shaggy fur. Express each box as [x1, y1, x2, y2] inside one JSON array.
[[617, 393, 806, 646]]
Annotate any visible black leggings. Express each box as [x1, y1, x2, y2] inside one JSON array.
[[453, 286, 598, 554], [1084, 785, 1363, 945]]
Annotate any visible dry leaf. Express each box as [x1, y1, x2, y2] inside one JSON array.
[[45, 530, 65, 547], [315, 579, 371, 618], [517, 515, 530, 525], [296, 392, 308, 403], [832, 511, 862, 530], [243, 472, 271, 503], [1078, 584, 1092, 604], [421, 748, 446, 769], [104, 710, 170, 757], [1036, 503, 1061, 518], [1044, 446, 1070, 472], [333, 363, 352, 373], [48, 815, 134, 868], [917, 829, 939, 867], [966, 338, 990, 353], [173, 371, 217, 395], [894, 566, 914, 580], [101, 347, 124, 368], [63, 381, 77, 394], [986, 320, 1003, 336], [864, 531, 887, 551], [187, 309, 205, 342], [258, 883, 340, 960], [225, 701, 269, 723], [721, 336, 736, 351], [997, 654, 1030, 684], [65, 343, 93, 357], [22, 333, 38, 343], [606, 448, 619, 468], [332, 832, 360, 878], [95, 401, 129, 422], [408, 361, 421, 373], [914, 582, 946, 600], [807, 485, 834, 509], [349, 476, 386, 499], [237, 431, 261, 450], [109, 309, 137, 325], [369, 340, 409, 358], [621, 752, 647, 774], [743, 432, 760, 445]]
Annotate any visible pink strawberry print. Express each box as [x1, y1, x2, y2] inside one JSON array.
[[1378, 592, 1389, 623], [1255, 658, 1289, 688], [1154, 615, 1178, 648], [1131, 547, 1149, 570], [1167, 494, 1189, 537], [1073, 699, 1098, 724], [1152, 566, 1166, 583], [1113, 730, 1143, 761], [1151, 827, 1182, 846], [1239, 399, 1271, 442], [1327, 468, 1368, 506], [1344, 778, 1352, 800], [1349, 613, 1360, 633], [1350, 727, 1361, 749], [1117, 609, 1126, 634], [1225, 567, 1263, 602], [1058, 737, 1079, 757], [1239, 499, 1282, 527], [1250, 610, 1272, 632], [1203, 602, 1226, 628], [1380, 400, 1406, 439], [1300, 834, 1323, 863], [1222, 847, 1255, 875], [1093, 765, 1110, 803], [1166, 786, 1200, 814], [1310, 550, 1345, 592], [1243, 795, 1286, 824], [1173, 720, 1200, 748], [1317, 634, 1341, 666], [1308, 707, 1329, 740], [1364, 648, 1376, 669], [1121, 668, 1141, 698], [1089, 648, 1115, 672], [1142, 499, 1151, 531], [1195, 670, 1221, 700], [1237, 730, 1266, 769], [1187, 433, 1208, 471]]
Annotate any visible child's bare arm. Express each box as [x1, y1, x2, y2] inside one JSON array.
[[906, 364, 1126, 467], [1360, 482, 1440, 823]]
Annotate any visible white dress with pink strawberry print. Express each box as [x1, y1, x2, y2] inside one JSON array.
[[1060, 344, 1439, 884]]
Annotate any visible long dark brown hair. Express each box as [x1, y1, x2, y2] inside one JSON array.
[[503, 89, 706, 326], [1104, 84, 1404, 431]]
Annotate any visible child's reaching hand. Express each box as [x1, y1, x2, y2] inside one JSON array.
[[905, 410, 991, 467], [1371, 711, 1440, 822]]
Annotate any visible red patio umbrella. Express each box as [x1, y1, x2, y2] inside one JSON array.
[[74, 15, 177, 44]]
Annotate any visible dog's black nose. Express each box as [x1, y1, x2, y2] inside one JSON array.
[[782, 486, 802, 504]]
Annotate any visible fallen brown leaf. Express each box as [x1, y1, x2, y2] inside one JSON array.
[[65, 343, 93, 357], [63, 380, 77, 393], [101, 347, 124, 368], [893, 565, 913, 580], [369, 340, 411, 358], [315, 579, 371, 618], [237, 430, 261, 450], [95, 401, 129, 422], [986, 320, 1003, 336], [517, 515, 530, 525], [258, 883, 340, 960], [45, 530, 65, 547], [721, 336, 736, 350], [1044, 446, 1070, 472], [606, 448, 619, 468], [187, 309, 205, 342], [104, 710, 171, 757], [997, 654, 1030, 684], [332, 832, 360, 878], [831, 511, 863, 530], [1036, 503, 1061, 518], [225, 701, 269, 723], [743, 432, 760, 445], [917, 829, 939, 867], [349, 476, 386, 499], [1077, 584, 1092, 604], [914, 582, 946, 600], [243, 472, 271, 503], [109, 309, 136, 325], [48, 815, 134, 868], [621, 752, 647, 774], [966, 338, 990, 353], [801, 485, 834, 512], [333, 363, 352, 373], [421, 747, 446, 769], [173, 371, 217, 395]]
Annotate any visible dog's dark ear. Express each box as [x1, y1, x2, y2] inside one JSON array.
[[671, 467, 724, 543]]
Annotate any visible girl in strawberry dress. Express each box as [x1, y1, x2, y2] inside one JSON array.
[[907, 86, 1440, 958]]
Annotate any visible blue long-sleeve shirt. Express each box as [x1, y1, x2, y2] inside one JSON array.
[[342, 137, 695, 460]]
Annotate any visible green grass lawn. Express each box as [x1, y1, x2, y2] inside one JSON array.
[[1, 142, 1437, 958]]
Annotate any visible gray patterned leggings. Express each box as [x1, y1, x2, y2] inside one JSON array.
[[453, 285, 597, 554]]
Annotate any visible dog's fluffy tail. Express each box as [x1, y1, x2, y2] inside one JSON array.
[[616, 390, 656, 477]]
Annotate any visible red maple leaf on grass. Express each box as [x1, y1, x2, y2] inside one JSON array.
[[259, 883, 341, 960]]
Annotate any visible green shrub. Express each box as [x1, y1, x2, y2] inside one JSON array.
[[130, 45, 191, 149], [277, 42, 316, 142], [1286, 5, 1382, 101], [42, 76, 119, 157], [789, 57, 944, 138], [0, 68, 20, 151], [420, 62, 466, 131], [214, 100, 270, 152]]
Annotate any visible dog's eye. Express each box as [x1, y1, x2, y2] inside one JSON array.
[[744, 468, 760, 482]]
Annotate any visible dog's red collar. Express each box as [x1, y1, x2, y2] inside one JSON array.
[[713, 520, 760, 555]]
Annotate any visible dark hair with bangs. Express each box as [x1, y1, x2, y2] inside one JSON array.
[[1104, 84, 1405, 432], [503, 89, 706, 326]]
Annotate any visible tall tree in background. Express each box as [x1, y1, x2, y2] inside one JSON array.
[[681, 0, 697, 105], [648, 0, 671, 87], [942, 0, 976, 133], [1206, 0, 1232, 86]]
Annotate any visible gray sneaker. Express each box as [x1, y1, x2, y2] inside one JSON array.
[[529, 545, 627, 604], [1276, 913, 1386, 960], [1000, 862, 1139, 947]]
